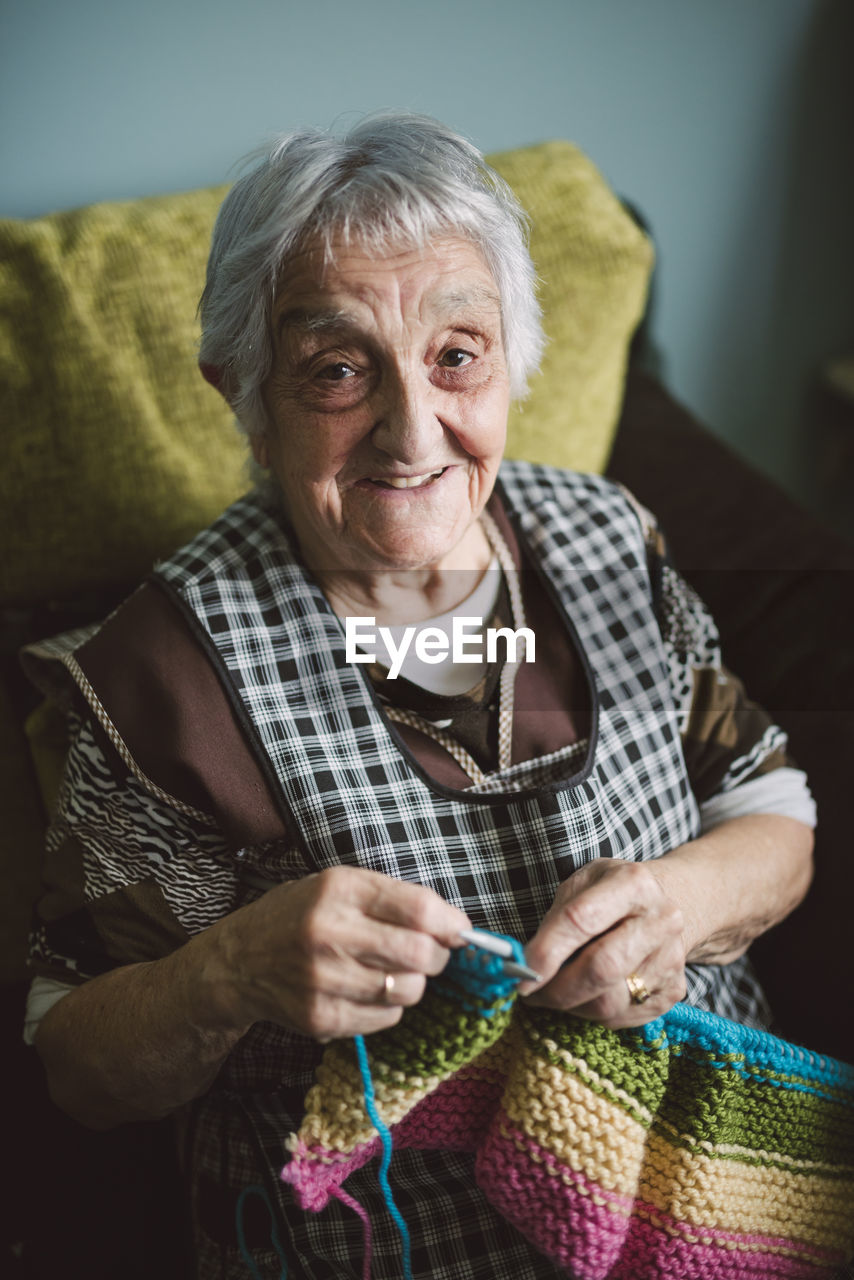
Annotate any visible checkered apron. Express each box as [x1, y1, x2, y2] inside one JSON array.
[[155, 464, 759, 1279]]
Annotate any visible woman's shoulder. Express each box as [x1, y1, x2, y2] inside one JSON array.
[[153, 489, 289, 595], [497, 460, 647, 528], [20, 487, 279, 716]]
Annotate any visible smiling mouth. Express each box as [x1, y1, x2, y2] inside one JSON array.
[[367, 468, 447, 490]]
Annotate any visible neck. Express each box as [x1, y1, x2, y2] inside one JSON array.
[[320, 520, 493, 625]]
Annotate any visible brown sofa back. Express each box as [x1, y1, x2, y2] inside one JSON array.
[[608, 369, 854, 1063]]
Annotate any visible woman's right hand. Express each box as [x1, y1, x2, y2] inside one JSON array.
[[203, 866, 471, 1042]]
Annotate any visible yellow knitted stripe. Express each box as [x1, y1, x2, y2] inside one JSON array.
[[294, 1043, 439, 1153], [640, 1130, 854, 1249], [654, 1113, 854, 1176], [500, 1057, 854, 1251], [294, 1037, 510, 1156], [523, 1019, 854, 1173], [523, 1020, 656, 1126], [501, 1054, 647, 1194], [292, 1047, 371, 1153]]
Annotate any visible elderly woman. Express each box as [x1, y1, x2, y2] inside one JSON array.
[[26, 114, 815, 1279]]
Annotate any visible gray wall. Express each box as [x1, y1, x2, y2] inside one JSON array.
[[2, 0, 852, 508]]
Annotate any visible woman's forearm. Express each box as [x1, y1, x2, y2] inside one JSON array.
[[34, 866, 471, 1130], [34, 932, 251, 1130], [523, 812, 815, 1026], [649, 813, 815, 965]]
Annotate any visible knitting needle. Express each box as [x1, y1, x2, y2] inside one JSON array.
[[459, 928, 541, 983]]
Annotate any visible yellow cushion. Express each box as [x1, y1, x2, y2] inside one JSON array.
[[0, 185, 244, 607], [491, 142, 653, 474], [0, 142, 652, 609]]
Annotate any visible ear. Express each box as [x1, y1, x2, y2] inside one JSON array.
[[250, 432, 271, 469], [199, 362, 228, 398]]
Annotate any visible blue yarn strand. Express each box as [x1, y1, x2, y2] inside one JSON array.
[[235, 1183, 288, 1280], [354, 1033, 414, 1280], [351, 935, 529, 1279]]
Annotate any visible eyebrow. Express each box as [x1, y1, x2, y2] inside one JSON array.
[[276, 287, 502, 340], [432, 286, 502, 318], [276, 307, 354, 337]]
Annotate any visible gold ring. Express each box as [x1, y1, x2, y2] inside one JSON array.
[[383, 972, 396, 1003], [625, 972, 651, 1005]]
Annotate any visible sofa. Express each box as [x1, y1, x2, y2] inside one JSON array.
[[2, 139, 852, 1278]]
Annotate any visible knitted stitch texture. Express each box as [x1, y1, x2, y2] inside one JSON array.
[[282, 940, 854, 1278]]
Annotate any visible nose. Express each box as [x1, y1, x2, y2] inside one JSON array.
[[370, 366, 444, 465]]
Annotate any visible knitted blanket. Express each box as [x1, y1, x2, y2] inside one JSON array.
[[282, 937, 854, 1278]]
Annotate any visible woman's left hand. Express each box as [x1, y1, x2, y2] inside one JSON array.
[[519, 859, 687, 1027]]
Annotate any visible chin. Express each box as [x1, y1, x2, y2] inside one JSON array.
[[360, 538, 457, 573], [348, 512, 469, 571]]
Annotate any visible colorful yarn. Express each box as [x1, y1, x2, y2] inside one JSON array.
[[353, 1033, 412, 1280], [281, 935, 854, 1278]]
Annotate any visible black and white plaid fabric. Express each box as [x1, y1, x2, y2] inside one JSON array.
[[157, 465, 705, 944], [152, 463, 772, 1277], [158, 466, 691, 907]]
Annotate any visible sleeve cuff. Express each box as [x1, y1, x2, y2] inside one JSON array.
[[699, 766, 817, 833], [23, 975, 76, 1046]]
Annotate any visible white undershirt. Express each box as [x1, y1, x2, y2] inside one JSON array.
[[360, 554, 503, 696]]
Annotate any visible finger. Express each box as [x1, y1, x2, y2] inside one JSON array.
[[311, 998, 407, 1043], [348, 917, 455, 979], [351, 968, 427, 1010], [569, 962, 687, 1029], [293, 872, 467, 989], [316, 866, 471, 948], [526, 928, 687, 1027], [229, 872, 463, 1037], [303, 905, 464, 1003], [287, 959, 426, 1041], [520, 866, 651, 994], [361, 874, 472, 948], [525, 912, 667, 1010]]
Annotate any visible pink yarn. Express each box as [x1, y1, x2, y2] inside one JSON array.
[[329, 1184, 374, 1280], [478, 1117, 841, 1279]]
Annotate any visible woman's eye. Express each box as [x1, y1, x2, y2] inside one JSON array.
[[438, 348, 474, 369], [317, 361, 357, 381]]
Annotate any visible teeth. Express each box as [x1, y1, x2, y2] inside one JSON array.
[[374, 469, 444, 489]]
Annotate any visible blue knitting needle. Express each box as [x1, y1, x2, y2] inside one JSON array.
[[459, 928, 541, 983]]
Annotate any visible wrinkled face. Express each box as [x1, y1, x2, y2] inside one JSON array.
[[256, 236, 510, 578]]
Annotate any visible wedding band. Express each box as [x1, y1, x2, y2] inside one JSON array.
[[625, 972, 651, 1005], [383, 972, 396, 1003]]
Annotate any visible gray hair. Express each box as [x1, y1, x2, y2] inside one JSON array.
[[198, 112, 543, 435]]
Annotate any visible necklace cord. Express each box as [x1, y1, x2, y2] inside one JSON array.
[[385, 512, 526, 784]]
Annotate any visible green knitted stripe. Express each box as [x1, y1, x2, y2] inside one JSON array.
[[635, 1027, 854, 1105], [369, 983, 515, 1080], [649, 1053, 854, 1164], [522, 1007, 666, 1119], [523, 1008, 854, 1167]]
